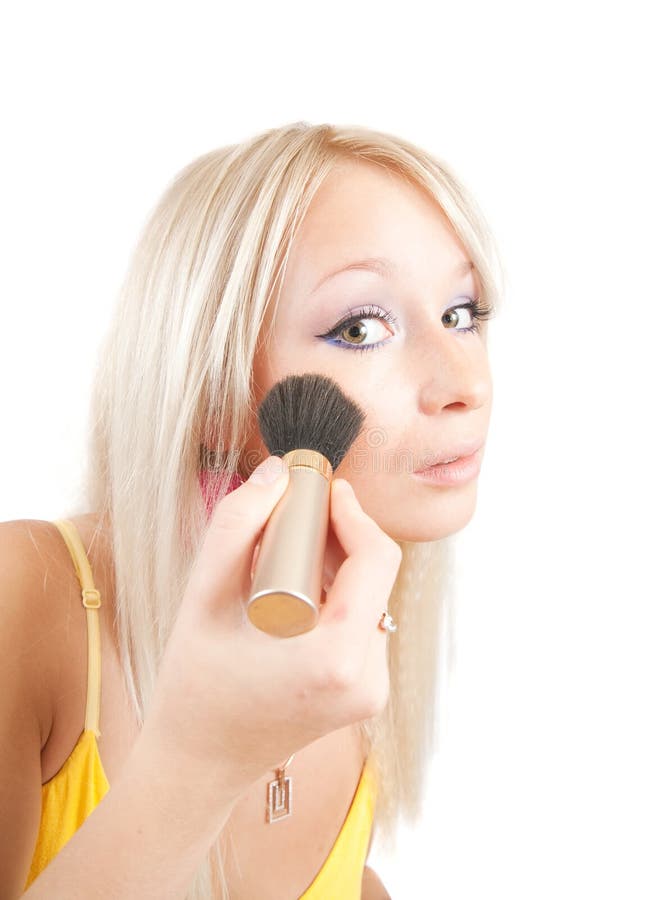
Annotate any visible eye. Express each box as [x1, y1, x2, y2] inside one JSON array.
[[444, 298, 495, 334], [316, 304, 397, 353]]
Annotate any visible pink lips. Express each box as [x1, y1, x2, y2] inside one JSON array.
[[412, 446, 483, 486]]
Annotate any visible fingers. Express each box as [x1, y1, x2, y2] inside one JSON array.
[[358, 603, 393, 716], [318, 478, 402, 640], [321, 519, 346, 594], [188, 456, 290, 620]]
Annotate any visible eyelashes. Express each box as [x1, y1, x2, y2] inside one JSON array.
[[454, 298, 496, 334], [316, 304, 398, 353], [316, 299, 495, 353]]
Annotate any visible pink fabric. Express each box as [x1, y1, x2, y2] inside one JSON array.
[[199, 468, 244, 518]]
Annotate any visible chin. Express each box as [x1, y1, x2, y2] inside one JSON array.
[[353, 478, 480, 544]]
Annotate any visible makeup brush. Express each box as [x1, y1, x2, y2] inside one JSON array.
[[247, 373, 365, 638]]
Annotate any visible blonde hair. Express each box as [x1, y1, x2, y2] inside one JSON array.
[[76, 121, 505, 897]]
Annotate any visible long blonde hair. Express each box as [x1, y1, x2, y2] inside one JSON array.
[[75, 121, 505, 897]]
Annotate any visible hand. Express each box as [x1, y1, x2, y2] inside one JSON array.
[[142, 455, 402, 798]]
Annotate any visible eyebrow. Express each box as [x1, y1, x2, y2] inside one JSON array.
[[309, 256, 474, 295]]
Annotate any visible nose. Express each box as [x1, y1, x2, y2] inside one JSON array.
[[415, 327, 491, 415]]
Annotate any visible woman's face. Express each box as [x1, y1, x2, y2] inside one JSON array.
[[244, 159, 493, 543]]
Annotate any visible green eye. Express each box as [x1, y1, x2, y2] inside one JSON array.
[[317, 304, 397, 352]]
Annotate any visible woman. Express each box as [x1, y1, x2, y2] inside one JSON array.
[[1, 121, 503, 898]]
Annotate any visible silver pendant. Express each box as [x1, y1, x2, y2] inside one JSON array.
[[266, 766, 293, 823]]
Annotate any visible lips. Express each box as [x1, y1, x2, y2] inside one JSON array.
[[414, 440, 484, 471]]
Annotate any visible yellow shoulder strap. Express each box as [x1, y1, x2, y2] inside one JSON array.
[[52, 519, 102, 737]]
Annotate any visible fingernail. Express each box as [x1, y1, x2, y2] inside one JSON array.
[[248, 455, 287, 485]]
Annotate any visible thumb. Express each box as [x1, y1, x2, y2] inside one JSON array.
[[189, 455, 290, 620]]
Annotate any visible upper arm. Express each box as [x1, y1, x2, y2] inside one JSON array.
[[0, 520, 60, 897]]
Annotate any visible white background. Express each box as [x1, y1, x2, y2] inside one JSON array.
[[1, 2, 649, 897]]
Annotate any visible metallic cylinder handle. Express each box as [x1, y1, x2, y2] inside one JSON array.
[[247, 450, 332, 638]]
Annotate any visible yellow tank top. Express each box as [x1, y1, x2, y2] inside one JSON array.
[[25, 519, 378, 897]]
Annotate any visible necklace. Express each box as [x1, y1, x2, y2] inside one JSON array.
[[266, 753, 295, 823]]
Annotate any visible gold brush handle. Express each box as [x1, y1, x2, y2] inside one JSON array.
[[246, 449, 332, 638]]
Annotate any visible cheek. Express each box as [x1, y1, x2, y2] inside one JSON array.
[[252, 353, 274, 407], [336, 411, 405, 486]]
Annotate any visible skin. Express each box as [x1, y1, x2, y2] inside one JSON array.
[[243, 158, 493, 546]]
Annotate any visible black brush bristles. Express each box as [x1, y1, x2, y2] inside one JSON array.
[[257, 373, 366, 471]]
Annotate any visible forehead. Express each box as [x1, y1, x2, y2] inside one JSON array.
[[284, 159, 472, 283]]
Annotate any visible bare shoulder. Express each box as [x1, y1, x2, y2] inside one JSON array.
[[0, 517, 86, 893], [0, 517, 82, 749], [0, 516, 74, 582]]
